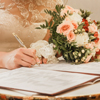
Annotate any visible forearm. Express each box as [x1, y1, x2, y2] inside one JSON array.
[[0, 52, 7, 68]]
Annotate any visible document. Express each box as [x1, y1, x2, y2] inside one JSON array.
[[0, 67, 99, 96], [36, 61, 100, 76]]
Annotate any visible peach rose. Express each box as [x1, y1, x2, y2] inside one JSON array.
[[85, 43, 94, 50], [61, 8, 68, 16], [84, 54, 92, 63], [65, 17, 70, 21], [91, 42, 96, 46], [56, 20, 74, 36], [65, 5, 74, 12], [61, 5, 74, 16], [71, 20, 78, 29], [95, 39, 100, 51], [95, 48, 99, 52], [65, 18, 78, 29], [67, 31, 75, 42], [88, 23, 98, 33]]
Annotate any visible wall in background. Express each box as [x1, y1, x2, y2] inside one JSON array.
[[62, 0, 100, 21]]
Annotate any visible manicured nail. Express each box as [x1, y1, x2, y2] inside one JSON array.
[[43, 59, 47, 64], [36, 58, 41, 63]]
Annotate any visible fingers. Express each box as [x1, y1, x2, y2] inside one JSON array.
[[12, 48, 37, 68], [13, 57, 35, 68], [10, 48, 48, 69], [17, 48, 37, 59], [36, 57, 41, 64], [20, 48, 41, 65], [40, 57, 47, 64], [2, 48, 39, 70], [21, 53, 36, 65], [39, 60, 42, 64], [18, 60, 32, 68], [43, 58, 47, 64], [15, 48, 38, 63]]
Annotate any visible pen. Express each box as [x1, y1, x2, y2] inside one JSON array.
[[12, 33, 27, 48], [12, 33, 40, 66]]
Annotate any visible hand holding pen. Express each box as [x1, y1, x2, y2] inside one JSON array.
[[12, 33, 40, 67]]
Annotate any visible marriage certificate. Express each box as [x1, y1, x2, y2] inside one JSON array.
[[36, 60, 100, 76], [0, 67, 99, 96]]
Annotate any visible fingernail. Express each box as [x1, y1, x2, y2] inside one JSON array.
[[44, 62, 47, 64], [36, 58, 41, 63], [29, 66, 31, 68], [33, 49, 36, 53], [43, 59, 47, 64]]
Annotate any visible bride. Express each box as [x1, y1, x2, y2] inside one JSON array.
[[0, 0, 65, 69]]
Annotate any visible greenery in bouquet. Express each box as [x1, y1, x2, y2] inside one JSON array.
[[36, 5, 100, 64]]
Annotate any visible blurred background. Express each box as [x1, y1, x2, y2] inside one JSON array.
[[62, 0, 100, 21]]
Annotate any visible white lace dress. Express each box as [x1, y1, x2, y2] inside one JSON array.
[[0, 0, 64, 52]]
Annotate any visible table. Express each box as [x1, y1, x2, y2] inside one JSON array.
[[0, 67, 100, 100]]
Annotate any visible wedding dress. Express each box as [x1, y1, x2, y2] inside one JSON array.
[[0, 0, 64, 52]]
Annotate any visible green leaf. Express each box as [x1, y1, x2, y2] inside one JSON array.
[[90, 36, 96, 40], [35, 27, 41, 29], [97, 21, 100, 24], [69, 53, 74, 60], [78, 23, 85, 29], [58, 50, 61, 55], [45, 20, 48, 27], [80, 9, 91, 19], [80, 9, 84, 13], [50, 21, 53, 27], [54, 46, 58, 50], [94, 59, 100, 62], [56, 5, 59, 13]]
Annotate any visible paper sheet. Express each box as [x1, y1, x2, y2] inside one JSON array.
[[36, 60, 100, 76], [0, 67, 98, 95]]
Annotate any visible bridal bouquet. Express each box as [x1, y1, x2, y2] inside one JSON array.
[[36, 5, 100, 64]]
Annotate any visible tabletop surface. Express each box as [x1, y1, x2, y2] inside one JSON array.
[[0, 61, 100, 100]]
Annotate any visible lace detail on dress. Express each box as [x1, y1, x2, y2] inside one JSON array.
[[0, 0, 63, 52], [0, 0, 63, 27], [0, 3, 5, 9]]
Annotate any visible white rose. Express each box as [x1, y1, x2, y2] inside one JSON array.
[[74, 32, 89, 47], [91, 49, 96, 57], [39, 43, 56, 59], [86, 17, 91, 22], [68, 12, 82, 23], [30, 40, 49, 57], [30, 40, 58, 63]]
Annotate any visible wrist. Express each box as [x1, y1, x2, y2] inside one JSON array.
[[0, 52, 8, 68]]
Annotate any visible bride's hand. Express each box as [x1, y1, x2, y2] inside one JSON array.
[[1, 48, 40, 70], [39, 57, 47, 64]]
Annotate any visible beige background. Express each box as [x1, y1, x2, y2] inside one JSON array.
[[62, 0, 100, 21]]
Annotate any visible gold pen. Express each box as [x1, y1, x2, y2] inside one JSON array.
[[12, 33, 27, 48], [12, 33, 40, 66]]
